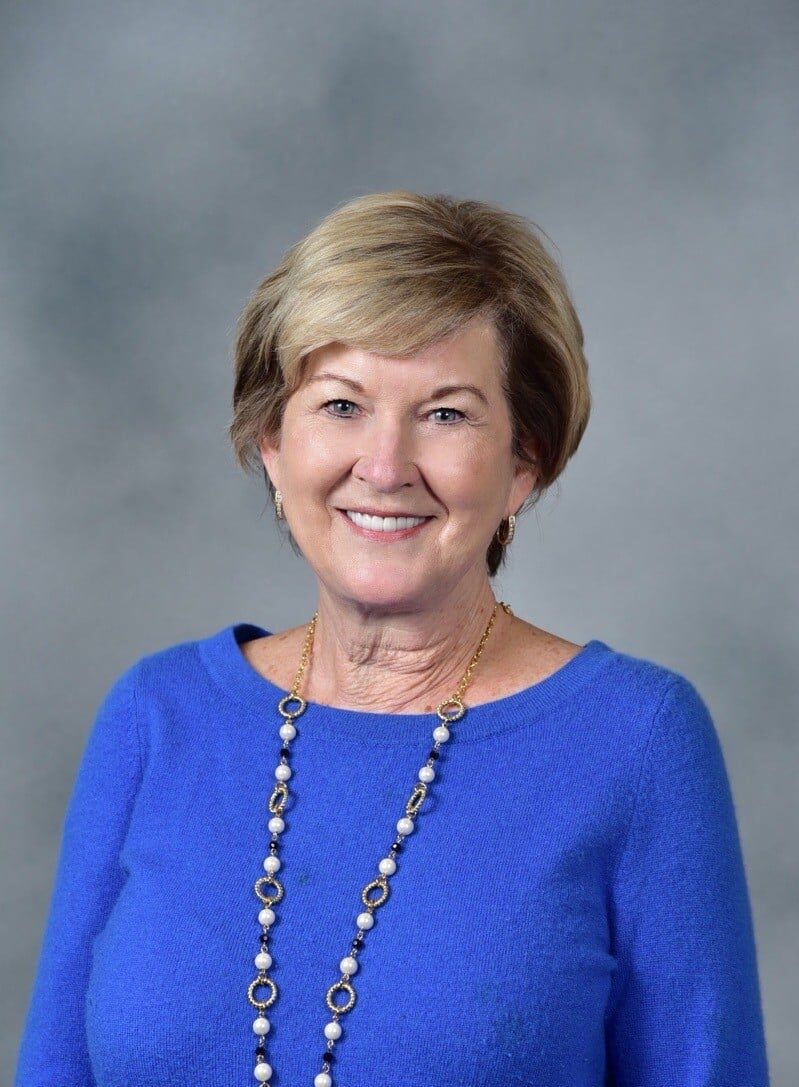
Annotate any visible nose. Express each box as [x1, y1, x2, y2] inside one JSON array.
[[351, 423, 421, 492]]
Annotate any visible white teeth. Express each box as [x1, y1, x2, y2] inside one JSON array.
[[345, 510, 428, 532]]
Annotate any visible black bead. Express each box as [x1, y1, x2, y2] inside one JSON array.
[[256, 1045, 266, 1058], [322, 1050, 333, 1063], [429, 749, 439, 761], [280, 746, 290, 758]]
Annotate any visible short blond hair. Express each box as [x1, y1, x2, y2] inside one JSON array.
[[229, 189, 591, 576]]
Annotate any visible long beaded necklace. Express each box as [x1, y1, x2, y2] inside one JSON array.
[[246, 598, 512, 1086]]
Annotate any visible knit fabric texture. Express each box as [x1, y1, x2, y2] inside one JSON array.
[[14, 622, 770, 1086]]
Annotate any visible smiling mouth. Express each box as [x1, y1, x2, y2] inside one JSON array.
[[335, 507, 433, 537]]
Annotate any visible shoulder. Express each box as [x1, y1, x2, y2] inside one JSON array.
[[101, 624, 234, 711], [546, 629, 720, 769], [518, 618, 702, 714], [591, 642, 723, 789], [587, 647, 730, 874], [577, 629, 703, 704], [93, 625, 245, 765], [495, 619, 714, 768], [132, 629, 207, 681], [604, 641, 711, 719]]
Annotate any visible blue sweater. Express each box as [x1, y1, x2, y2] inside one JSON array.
[[14, 622, 770, 1086]]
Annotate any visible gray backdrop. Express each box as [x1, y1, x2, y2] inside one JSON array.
[[2, 1, 796, 1082]]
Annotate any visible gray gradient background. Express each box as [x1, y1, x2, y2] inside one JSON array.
[[2, 1, 796, 1082]]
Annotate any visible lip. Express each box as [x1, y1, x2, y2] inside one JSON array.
[[336, 507, 432, 518], [335, 507, 433, 541]]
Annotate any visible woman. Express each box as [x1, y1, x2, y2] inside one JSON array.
[[15, 191, 769, 1086]]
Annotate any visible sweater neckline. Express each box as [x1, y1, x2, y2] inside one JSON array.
[[197, 622, 615, 745]]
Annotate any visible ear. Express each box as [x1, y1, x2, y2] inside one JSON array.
[[507, 447, 539, 516], [258, 432, 281, 491]]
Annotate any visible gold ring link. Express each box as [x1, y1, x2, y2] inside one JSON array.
[[326, 979, 356, 1015], [437, 696, 465, 722], [278, 693, 306, 719], [254, 874, 284, 906], [361, 876, 390, 909], [406, 783, 427, 817], [247, 974, 277, 1011], [268, 782, 289, 815]]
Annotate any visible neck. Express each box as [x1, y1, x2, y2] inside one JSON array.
[[301, 580, 510, 715]]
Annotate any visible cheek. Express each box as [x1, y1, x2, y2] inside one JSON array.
[[433, 447, 503, 506], [281, 422, 344, 480]]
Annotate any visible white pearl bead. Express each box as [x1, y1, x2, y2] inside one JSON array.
[[275, 764, 292, 781], [418, 765, 435, 783], [279, 722, 296, 740], [340, 955, 358, 974], [397, 816, 414, 835], [268, 816, 284, 833], [356, 911, 374, 930], [378, 857, 396, 875], [263, 855, 281, 873], [324, 1020, 342, 1039], [254, 1060, 272, 1081], [258, 908, 276, 927], [433, 724, 450, 743], [253, 1016, 270, 1035], [255, 951, 272, 970], [314, 1073, 332, 1087]]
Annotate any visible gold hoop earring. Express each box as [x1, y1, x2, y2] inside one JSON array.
[[274, 489, 284, 520], [496, 513, 516, 546]]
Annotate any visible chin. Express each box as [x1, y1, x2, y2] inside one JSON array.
[[334, 578, 431, 611]]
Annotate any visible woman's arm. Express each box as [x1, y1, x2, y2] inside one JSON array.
[[604, 674, 770, 1085], [14, 661, 143, 1087]]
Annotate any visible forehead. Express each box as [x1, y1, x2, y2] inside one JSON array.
[[300, 318, 504, 391]]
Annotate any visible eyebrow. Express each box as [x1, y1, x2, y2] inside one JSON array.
[[305, 371, 489, 407]]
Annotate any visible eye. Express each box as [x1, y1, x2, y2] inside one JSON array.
[[322, 398, 358, 417], [321, 399, 466, 424], [429, 407, 466, 424]]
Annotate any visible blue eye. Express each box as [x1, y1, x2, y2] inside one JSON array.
[[323, 398, 358, 417], [321, 399, 465, 424], [429, 407, 466, 424]]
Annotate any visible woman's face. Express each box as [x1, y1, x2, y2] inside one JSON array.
[[259, 317, 537, 612]]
